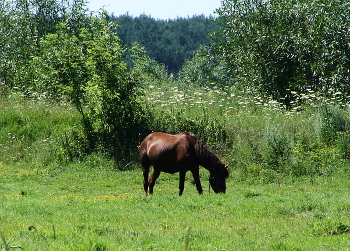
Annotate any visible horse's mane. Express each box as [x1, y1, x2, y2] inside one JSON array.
[[181, 132, 224, 175], [196, 141, 221, 166]]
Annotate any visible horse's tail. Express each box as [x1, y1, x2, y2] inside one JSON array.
[[140, 138, 151, 170], [139, 135, 149, 159]]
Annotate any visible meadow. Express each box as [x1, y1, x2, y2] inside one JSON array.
[[1, 86, 350, 250], [1, 162, 350, 250]]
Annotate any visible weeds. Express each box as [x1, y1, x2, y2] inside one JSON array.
[[28, 226, 47, 241], [184, 226, 192, 251], [312, 221, 350, 236], [315, 105, 349, 145], [329, 223, 350, 236], [336, 132, 350, 160], [262, 125, 293, 174], [141, 84, 350, 183], [0, 232, 23, 250], [88, 241, 108, 251], [1, 85, 350, 181]]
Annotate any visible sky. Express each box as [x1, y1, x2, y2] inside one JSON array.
[[86, 0, 222, 20]]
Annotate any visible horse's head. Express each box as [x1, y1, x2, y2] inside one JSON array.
[[209, 164, 229, 193]]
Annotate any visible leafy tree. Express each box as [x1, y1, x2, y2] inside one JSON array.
[[0, 0, 38, 89], [33, 13, 145, 160], [1, 1, 148, 161], [0, 0, 89, 92], [130, 43, 172, 86], [178, 45, 233, 88], [214, 0, 350, 108]]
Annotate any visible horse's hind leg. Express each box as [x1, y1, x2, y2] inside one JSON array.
[[141, 154, 151, 194], [148, 169, 160, 195], [142, 166, 150, 194]]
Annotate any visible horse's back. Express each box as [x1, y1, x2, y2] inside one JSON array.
[[140, 132, 196, 172], [140, 132, 191, 155]]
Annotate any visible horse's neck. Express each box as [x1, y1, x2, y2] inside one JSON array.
[[196, 143, 219, 174], [201, 161, 214, 174]]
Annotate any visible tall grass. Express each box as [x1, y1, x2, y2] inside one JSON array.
[[141, 83, 350, 182], [0, 95, 80, 167], [1, 85, 350, 182]]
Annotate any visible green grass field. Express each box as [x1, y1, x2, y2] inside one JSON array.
[[1, 90, 350, 250], [1, 161, 350, 250]]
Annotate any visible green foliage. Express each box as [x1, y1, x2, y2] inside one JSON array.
[[313, 105, 350, 160], [214, 0, 350, 107], [0, 0, 88, 90], [315, 105, 349, 145], [59, 124, 91, 161], [2, 81, 350, 180], [178, 45, 233, 88], [337, 133, 350, 160], [131, 43, 172, 85], [32, 14, 146, 161], [292, 144, 339, 177], [113, 14, 218, 73], [262, 125, 292, 174]]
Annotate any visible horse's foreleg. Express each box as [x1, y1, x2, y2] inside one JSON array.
[[179, 171, 186, 196], [149, 169, 160, 195], [191, 168, 203, 195]]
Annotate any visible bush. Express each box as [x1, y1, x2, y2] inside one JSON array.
[[315, 105, 349, 145], [337, 133, 350, 160], [32, 14, 147, 162], [262, 125, 293, 174]]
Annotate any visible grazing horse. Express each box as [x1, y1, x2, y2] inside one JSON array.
[[140, 132, 229, 195]]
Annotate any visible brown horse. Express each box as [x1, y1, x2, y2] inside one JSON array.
[[140, 132, 229, 195]]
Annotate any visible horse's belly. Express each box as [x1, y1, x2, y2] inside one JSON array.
[[162, 167, 181, 174], [153, 162, 181, 174], [149, 147, 194, 174]]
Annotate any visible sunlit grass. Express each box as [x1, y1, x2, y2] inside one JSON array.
[[1, 162, 350, 250], [1, 85, 350, 249], [0, 95, 80, 166]]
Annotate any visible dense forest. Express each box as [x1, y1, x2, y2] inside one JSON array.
[[112, 14, 217, 73]]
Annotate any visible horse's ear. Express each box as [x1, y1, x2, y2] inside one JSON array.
[[224, 164, 229, 177]]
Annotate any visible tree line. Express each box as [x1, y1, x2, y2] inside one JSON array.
[[112, 14, 217, 73]]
